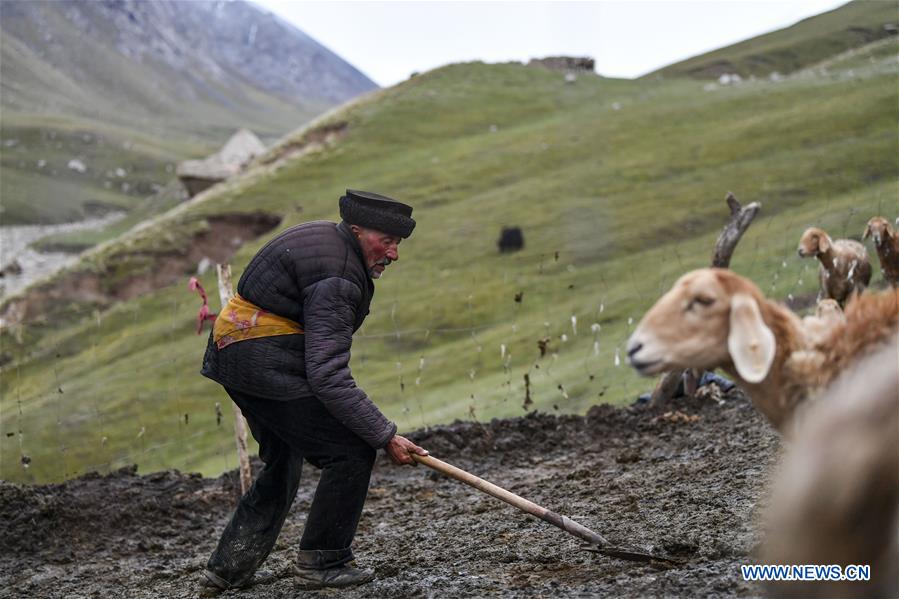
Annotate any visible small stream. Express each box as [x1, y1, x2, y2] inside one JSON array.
[[0, 212, 125, 299]]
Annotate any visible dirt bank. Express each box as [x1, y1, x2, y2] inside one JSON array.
[[0, 212, 126, 299], [0, 212, 280, 327], [1, 391, 782, 598]]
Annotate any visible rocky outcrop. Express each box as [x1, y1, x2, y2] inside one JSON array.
[[176, 129, 266, 197], [528, 56, 595, 72]]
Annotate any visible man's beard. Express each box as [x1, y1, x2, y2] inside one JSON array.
[[371, 257, 392, 279]]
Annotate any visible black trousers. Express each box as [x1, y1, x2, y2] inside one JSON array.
[[206, 388, 376, 587]]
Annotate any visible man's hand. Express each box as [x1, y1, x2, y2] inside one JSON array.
[[384, 435, 429, 466]]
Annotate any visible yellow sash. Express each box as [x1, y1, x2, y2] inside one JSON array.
[[213, 294, 304, 350]]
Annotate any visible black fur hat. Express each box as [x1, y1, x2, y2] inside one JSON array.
[[339, 189, 415, 238]]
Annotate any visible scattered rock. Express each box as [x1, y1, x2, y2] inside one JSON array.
[[0, 260, 24, 278], [717, 73, 743, 85], [196, 257, 212, 275], [67, 159, 87, 173]]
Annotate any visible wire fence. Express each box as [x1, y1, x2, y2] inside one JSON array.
[[1, 197, 894, 484]]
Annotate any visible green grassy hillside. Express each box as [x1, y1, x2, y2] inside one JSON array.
[[1, 33, 897, 482], [0, 0, 368, 227], [0, 81, 321, 228], [0, 113, 208, 226], [648, 0, 897, 79]]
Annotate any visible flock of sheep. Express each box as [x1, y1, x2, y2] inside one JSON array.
[[798, 216, 899, 304], [627, 215, 898, 595]]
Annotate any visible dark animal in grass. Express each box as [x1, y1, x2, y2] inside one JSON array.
[[498, 226, 524, 253]]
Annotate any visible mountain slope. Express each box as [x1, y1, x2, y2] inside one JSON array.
[[647, 0, 897, 79], [0, 0, 377, 225], [1, 36, 896, 481]]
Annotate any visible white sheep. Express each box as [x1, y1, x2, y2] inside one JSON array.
[[862, 216, 899, 287], [762, 342, 898, 598], [797, 226, 871, 305], [626, 268, 898, 432]]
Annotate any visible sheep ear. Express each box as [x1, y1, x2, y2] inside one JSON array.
[[728, 293, 776, 383], [817, 234, 830, 253], [862, 224, 871, 240]]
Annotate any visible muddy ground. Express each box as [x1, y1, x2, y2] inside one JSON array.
[[1, 390, 784, 598]]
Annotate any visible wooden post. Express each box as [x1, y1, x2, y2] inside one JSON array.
[[651, 193, 761, 406], [215, 264, 253, 496], [711, 192, 761, 268]]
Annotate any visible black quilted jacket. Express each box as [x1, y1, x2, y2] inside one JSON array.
[[201, 220, 397, 449]]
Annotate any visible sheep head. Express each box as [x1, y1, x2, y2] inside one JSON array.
[[815, 298, 844, 321], [863, 216, 894, 248], [798, 227, 832, 257], [627, 268, 776, 383]]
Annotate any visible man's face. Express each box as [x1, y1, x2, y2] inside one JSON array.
[[351, 225, 402, 279]]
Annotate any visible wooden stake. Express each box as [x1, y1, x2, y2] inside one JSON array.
[[651, 193, 760, 406], [711, 192, 761, 268], [215, 264, 253, 496]]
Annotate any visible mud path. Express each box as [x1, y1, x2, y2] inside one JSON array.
[[0, 391, 780, 598]]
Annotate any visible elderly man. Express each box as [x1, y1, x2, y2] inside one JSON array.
[[198, 190, 428, 595]]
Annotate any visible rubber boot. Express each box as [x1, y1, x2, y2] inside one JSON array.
[[292, 549, 374, 589]]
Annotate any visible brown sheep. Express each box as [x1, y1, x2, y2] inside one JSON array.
[[626, 268, 898, 432], [862, 216, 899, 287], [762, 342, 898, 598], [798, 227, 871, 305]]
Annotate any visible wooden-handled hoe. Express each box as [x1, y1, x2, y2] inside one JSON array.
[[412, 453, 682, 567]]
